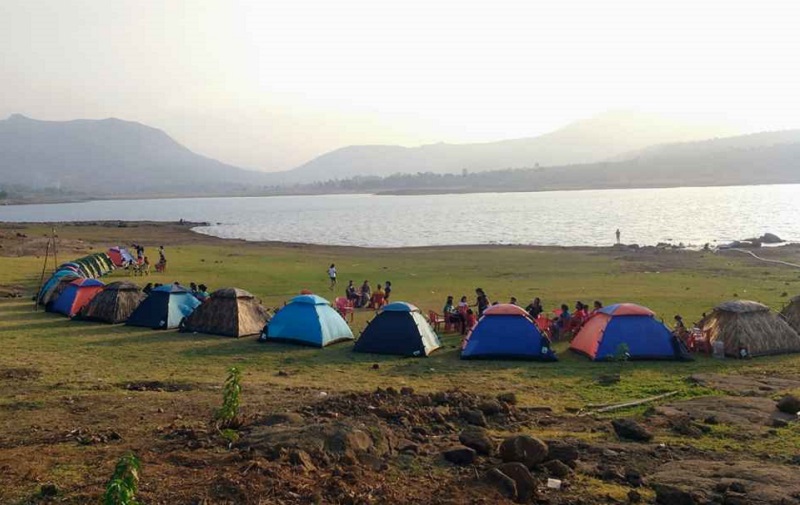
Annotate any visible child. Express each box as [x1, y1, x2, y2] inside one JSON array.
[[328, 264, 337, 290], [384, 281, 392, 301]]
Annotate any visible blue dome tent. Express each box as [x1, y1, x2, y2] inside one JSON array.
[[461, 304, 557, 361], [263, 294, 353, 347], [354, 302, 441, 356], [126, 284, 201, 329]]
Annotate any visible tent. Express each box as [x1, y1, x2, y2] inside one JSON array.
[[705, 300, 800, 357], [262, 294, 353, 347], [48, 278, 105, 318], [570, 303, 689, 361], [180, 288, 270, 337], [126, 284, 201, 329], [353, 302, 441, 356], [38, 269, 83, 305], [108, 247, 135, 268], [461, 304, 556, 361], [79, 281, 145, 324]]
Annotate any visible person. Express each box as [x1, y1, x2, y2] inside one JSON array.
[[525, 298, 543, 318], [475, 288, 490, 317], [328, 264, 337, 291], [384, 281, 392, 301], [465, 309, 478, 331], [196, 284, 210, 301], [673, 314, 688, 341], [189, 282, 198, 295], [345, 280, 358, 302], [158, 245, 165, 262], [510, 297, 518, 305], [552, 304, 571, 341], [143, 282, 153, 295], [591, 300, 603, 314], [443, 295, 465, 332], [574, 301, 588, 320], [458, 296, 469, 312], [370, 283, 385, 308], [615, 229, 621, 245], [358, 280, 371, 308]]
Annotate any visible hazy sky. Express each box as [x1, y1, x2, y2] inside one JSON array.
[[1, 0, 798, 171]]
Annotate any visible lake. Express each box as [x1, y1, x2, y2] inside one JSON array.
[[1, 185, 799, 248]]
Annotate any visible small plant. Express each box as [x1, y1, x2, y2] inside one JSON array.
[[103, 452, 140, 505], [215, 366, 243, 429]]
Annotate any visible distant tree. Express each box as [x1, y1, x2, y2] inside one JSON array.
[[0, 189, 7, 200]]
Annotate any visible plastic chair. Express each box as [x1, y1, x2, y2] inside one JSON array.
[[334, 296, 354, 323], [428, 311, 444, 331]]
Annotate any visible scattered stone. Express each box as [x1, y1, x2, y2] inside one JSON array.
[[653, 484, 696, 505], [357, 452, 385, 472], [497, 392, 518, 405], [612, 418, 653, 442], [39, 484, 59, 497], [276, 370, 290, 377], [777, 395, 800, 415], [461, 409, 488, 427], [625, 468, 643, 487], [543, 459, 572, 478], [478, 400, 504, 416], [459, 428, 495, 456], [442, 446, 477, 465], [324, 425, 373, 456], [703, 415, 718, 425], [397, 439, 419, 454], [546, 441, 579, 464], [288, 449, 316, 471], [772, 418, 789, 428], [670, 417, 704, 438], [728, 481, 746, 494], [485, 468, 517, 500], [499, 435, 549, 468], [371, 364, 380, 370], [497, 462, 537, 502], [627, 490, 642, 503], [400, 386, 414, 396], [723, 492, 748, 505]]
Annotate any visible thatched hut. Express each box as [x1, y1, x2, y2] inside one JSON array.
[[180, 288, 270, 337], [780, 295, 800, 334], [79, 281, 146, 324], [703, 300, 800, 357]]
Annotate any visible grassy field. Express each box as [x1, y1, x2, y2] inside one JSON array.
[[2, 222, 800, 503]]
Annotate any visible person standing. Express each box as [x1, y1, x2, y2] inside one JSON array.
[[328, 264, 337, 290], [384, 281, 392, 301], [615, 229, 621, 244], [475, 288, 490, 317]]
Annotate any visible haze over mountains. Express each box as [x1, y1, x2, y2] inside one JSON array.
[[1, 110, 799, 200]]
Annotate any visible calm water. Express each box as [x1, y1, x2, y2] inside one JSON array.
[[2, 185, 799, 248]]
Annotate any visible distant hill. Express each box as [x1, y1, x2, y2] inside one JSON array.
[[275, 111, 737, 184], [0, 114, 268, 195]]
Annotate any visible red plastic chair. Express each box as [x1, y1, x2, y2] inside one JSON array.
[[428, 311, 444, 331], [334, 296, 354, 323]]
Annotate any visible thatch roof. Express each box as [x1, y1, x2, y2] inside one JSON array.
[[714, 300, 770, 314], [80, 282, 145, 324], [180, 287, 269, 337], [780, 295, 800, 334], [704, 300, 800, 357]]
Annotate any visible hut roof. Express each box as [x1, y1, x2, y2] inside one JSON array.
[[212, 288, 255, 300], [714, 300, 770, 313]]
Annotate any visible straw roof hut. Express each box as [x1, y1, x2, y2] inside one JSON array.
[[80, 281, 145, 324], [703, 300, 800, 357], [780, 295, 800, 334], [180, 288, 270, 337]]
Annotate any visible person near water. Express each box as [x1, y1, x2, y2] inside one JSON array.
[[475, 288, 490, 317], [345, 280, 358, 302], [615, 229, 621, 244], [328, 264, 337, 290], [384, 281, 392, 301]]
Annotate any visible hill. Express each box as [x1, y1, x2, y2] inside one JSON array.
[[0, 114, 268, 195], [275, 111, 736, 184]]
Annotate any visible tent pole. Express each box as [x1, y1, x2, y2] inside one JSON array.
[[34, 239, 51, 311], [51, 227, 58, 269]]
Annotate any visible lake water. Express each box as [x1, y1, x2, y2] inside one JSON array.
[[2, 185, 799, 248]]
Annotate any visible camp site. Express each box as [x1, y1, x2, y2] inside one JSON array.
[[0, 221, 800, 504]]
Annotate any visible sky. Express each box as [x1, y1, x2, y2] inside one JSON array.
[[1, 0, 799, 171]]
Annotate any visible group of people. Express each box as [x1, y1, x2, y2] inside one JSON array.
[[441, 289, 606, 339], [129, 244, 167, 272], [344, 279, 393, 309], [142, 281, 210, 301]]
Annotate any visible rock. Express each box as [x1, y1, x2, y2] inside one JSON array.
[[497, 392, 518, 405], [670, 417, 704, 438], [728, 481, 746, 494], [704, 415, 718, 425], [654, 484, 696, 505], [288, 449, 316, 471], [478, 400, 504, 416], [324, 425, 373, 456], [772, 418, 790, 428], [723, 492, 748, 505], [625, 468, 643, 487], [627, 490, 642, 503], [546, 441, 579, 464], [485, 468, 517, 500], [39, 484, 59, 497], [442, 446, 477, 465], [459, 428, 495, 456], [400, 386, 414, 396], [263, 412, 304, 426], [397, 439, 419, 454], [777, 395, 800, 415], [497, 462, 537, 502], [612, 418, 653, 442], [461, 409, 488, 427], [759, 233, 783, 244], [499, 435, 549, 468], [357, 452, 385, 472], [543, 459, 572, 478]]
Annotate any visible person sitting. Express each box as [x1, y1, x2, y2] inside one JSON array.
[[369, 283, 386, 308], [443, 295, 465, 333], [196, 284, 210, 302], [345, 280, 358, 303], [525, 297, 543, 318], [551, 304, 571, 341], [509, 297, 518, 306], [465, 309, 478, 331], [571, 301, 589, 330], [591, 300, 603, 315], [673, 314, 689, 341], [190, 282, 198, 295], [358, 280, 371, 308]]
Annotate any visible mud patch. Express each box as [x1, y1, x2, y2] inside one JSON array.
[[691, 373, 800, 396], [655, 396, 794, 431], [120, 380, 195, 392]]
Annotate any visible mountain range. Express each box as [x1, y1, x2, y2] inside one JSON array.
[[1, 111, 799, 199]]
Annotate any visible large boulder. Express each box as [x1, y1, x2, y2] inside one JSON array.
[[499, 435, 549, 468], [442, 446, 477, 465], [777, 394, 800, 415], [611, 418, 653, 442], [497, 462, 538, 502], [484, 468, 517, 500], [459, 428, 495, 456]]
